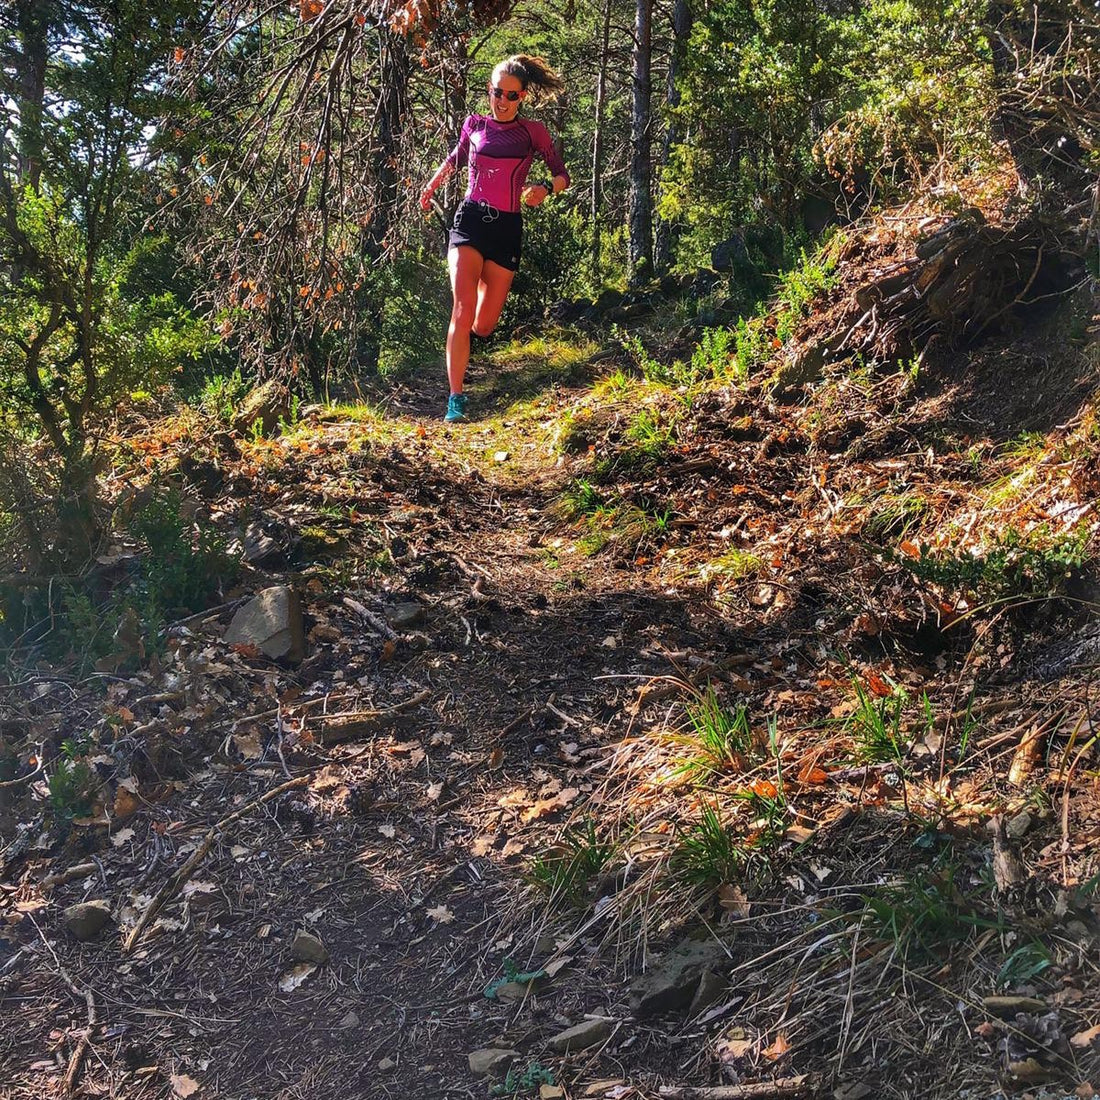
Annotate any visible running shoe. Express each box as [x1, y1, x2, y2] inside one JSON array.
[[444, 393, 468, 422]]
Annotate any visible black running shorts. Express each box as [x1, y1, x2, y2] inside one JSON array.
[[448, 199, 523, 271]]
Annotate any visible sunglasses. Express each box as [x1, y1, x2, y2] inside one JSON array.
[[489, 87, 522, 101]]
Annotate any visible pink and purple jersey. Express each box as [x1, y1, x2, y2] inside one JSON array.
[[444, 114, 569, 214]]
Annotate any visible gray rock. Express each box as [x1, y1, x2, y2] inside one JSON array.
[[1006, 811, 1033, 839], [233, 379, 291, 436], [546, 1018, 613, 1054], [289, 930, 329, 965], [468, 1048, 519, 1076], [772, 341, 827, 392], [630, 934, 729, 1017], [64, 900, 111, 941], [688, 968, 727, 1017], [224, 586, 305, 663], [495, 980, 537, 1003], [337, 1010, 360, 1029], [385, 601, 425, 630]]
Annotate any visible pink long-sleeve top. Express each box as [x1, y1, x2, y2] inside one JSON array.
[[444, 114, 569, 214]]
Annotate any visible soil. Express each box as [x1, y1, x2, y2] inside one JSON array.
[[2, 248, 1100, 1100]]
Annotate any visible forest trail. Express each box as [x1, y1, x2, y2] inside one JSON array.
[[2, 345, 738, 1100], [4, 321, 1100, 1100]]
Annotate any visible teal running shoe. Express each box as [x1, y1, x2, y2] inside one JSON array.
[[444, 393, 468, 422]]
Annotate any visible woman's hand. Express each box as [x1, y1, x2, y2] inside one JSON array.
[[521, 184, 550, 207]]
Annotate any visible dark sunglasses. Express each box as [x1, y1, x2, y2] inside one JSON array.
[[490, 87, 522, 101]]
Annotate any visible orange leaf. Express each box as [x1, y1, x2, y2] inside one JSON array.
[[865, 671, 892, 698], [761, 1032, 791, 1061], [487, 747, 504, 769], [797, 761, 828, 785], [750, 779, 778, 799], [898, 539, 921, 559]]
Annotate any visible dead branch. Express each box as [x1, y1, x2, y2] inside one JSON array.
[[123, 774, 309, 952], [658, 1075, 824, 1099]]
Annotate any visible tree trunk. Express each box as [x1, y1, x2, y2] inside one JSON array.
[[629, 0, 653, 286], [13, 0, 50, 193], [654, 0, 691, 273], [356, 30, 410, 378], [590, 0, 613, 283]]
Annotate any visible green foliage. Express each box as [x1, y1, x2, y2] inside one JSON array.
[[672, 801, 744, 887], [129, 488, 236, 617], [491, 1062, 555, 1096], [698, 548, 762, 584], [774, 240, 841, 343], [897, 526, 1092, 599], [691, 326, 738, 381], [200, 369, 250, 423], [559, 478, 608, 520], [48, 738, 100, 822], [847, 677, 910, 765], [675, 689, 759, 778], [379, 254, 452, 379], [527, 818, 619, 907]]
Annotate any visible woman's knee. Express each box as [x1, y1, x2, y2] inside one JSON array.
[[471, 319, 497, 338], [450, 302, 476, 331]]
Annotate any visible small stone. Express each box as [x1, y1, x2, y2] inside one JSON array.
[[378, 1056, 396, 1071], [546, 1018, 613, 1054], [233, 379, 291, 436], [1006, 811, 1033, 839], [243, 526, 282, 565], [289, 931, 329, 965], [983, 995, 1047, 1016], [63, 900, 111, 941], [468, 1048, 519, 1076], [582, 1083, 626, 1097], [495, 980, 537, 1003], [384, 601, 425, 629], [540, 1087, 565, 1100], [224, 586, 305, 663], [688, 968, 727, 1017], [338, 1011, 360, 1029], [494, 451, 510, 463], [630, 933, 729, 1017]]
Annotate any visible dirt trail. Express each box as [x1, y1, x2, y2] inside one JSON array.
[[0, 352, 722, 1100]]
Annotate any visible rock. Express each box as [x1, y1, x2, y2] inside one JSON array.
[[468, 1048, 519, 1076], [630, 933, 729, 1018], [384, 601, 425, 630], [495, 980, 538, 1003], [540, 1087, 566, 1100], [983, 995, 1047, 1017], [338, 1011, 360, 1029], [711, 233, 750, 272], [289, 930, 329, 965], [243, 525, 283, 566], [688, 968, 727, 1017], [546, 1018, 613, 1054], [378, 1055, 395, 1070], [224, 586, 305, 663], [64, 900, 111, 941], [1006, 811, 1033, 839], [772, 341, 828, 392], [233, 379, 291, 436]]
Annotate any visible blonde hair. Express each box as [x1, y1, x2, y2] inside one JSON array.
[[493, 55, 566, 104]]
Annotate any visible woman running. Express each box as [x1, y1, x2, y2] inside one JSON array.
[[420, 55, 569, 422]]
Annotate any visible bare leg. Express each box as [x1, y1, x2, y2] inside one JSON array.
[[447, 245, 484, 395], [472, 259, 517, 337]]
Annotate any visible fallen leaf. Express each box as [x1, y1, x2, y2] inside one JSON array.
[[426, 781, 444, 801], [519, 786, 580, 825], [426, 905, 454, 924], [170, 1074, 201, 1098], [762, 1032, 791, 1060], [797, 761, 828, 784], [111, 827, 136, 848], [750, 779, 778, 799], [1071, 1025, 1100, 1048], [378, 824, 396, 839], [718, 884, 751, 917], [278, 963, 317, 992]]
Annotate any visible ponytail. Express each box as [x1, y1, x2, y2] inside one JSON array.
[[494, 55, 565, 104]]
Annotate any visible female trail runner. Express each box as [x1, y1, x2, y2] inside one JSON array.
[[419, 55, 569, 422]]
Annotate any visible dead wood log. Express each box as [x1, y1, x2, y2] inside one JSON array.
[[826, 213, 1077, 367], [313, 688, 431, 745], [658, 1075, 824, 1099]]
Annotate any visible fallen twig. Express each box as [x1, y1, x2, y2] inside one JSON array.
[[312, 688, 432, 745], [658, 1075, 823, 1099], [123, 774, 309, 952], [27, 915, 96, 1097]]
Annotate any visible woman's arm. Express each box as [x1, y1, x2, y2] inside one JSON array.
[[420, 162, 454, 210]]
